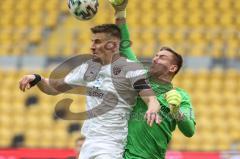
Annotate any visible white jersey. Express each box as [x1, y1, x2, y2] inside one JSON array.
[[64, 57, 146, 159]]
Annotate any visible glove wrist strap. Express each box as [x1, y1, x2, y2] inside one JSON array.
[[115, 10, 126, 19]]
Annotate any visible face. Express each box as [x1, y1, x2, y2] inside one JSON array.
[[91, 33, 119, 63], [149, 50, 178, 77]]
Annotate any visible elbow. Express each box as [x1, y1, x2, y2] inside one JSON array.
[[178, 119, 196, 138], [183, 128, 195, 138], [184, 131, 194, 138], [47, 92, 60, 96], [41, 90, 60, 96]]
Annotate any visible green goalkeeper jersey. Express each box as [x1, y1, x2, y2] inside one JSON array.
[[124, 80, 194, 159], [118, 24, 196, 159]]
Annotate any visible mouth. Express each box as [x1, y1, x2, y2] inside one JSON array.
[[92, 52, 97, 58], [149, 65, 154, 72], [149, 64, 154, 69], [92, 55, 98, 60]]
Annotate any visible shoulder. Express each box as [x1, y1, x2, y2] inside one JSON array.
[[116, 56, 140, 64], [175, 87, 191, 100], [86, 59, 97, 66], [117, 57, 144, 70], [74, 62, 89, 71]]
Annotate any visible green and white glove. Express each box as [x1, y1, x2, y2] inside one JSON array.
[[165, 89, 182, 118], [109, 0, 125, 6], [108, 0, 128, 18]]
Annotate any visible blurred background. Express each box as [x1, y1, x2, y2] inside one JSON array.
[[0, 0, 239, 158]]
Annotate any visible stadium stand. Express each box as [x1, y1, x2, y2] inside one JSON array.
[[0, 68, 239, 151]]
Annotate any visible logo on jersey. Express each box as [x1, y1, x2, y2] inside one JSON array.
[[113, 66, 121, 75], [88, 86, 104, 98]]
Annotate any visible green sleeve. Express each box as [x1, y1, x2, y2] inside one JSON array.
[[177, 118, 195, 137], [176, 89, 196, 137], [177, 105, 195, 137], [118, 23, 138, 61]]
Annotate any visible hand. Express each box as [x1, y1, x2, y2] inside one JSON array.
[[144, 103, 161, 127], [19, 75, 36, 92], [108, 0, 128, 12], [165, 89, 182, 117]]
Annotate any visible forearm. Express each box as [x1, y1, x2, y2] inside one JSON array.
[[139, 89, 160, 109], [37, 77, 60, 95], [116, 18, 126, 26], [139, 89, 161, 125], [116, 18, 137, 61]]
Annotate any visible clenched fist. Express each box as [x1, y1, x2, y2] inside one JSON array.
[[19, 74, 41, 92], [165, 89, 182, 118]]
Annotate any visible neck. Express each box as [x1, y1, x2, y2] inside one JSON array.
[[101, 53, 120, 65], [150, 74, 172, 84]]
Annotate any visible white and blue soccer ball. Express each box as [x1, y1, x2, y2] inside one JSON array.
[[68, 0, 99, 20]]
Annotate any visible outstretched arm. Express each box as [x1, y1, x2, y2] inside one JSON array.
[[19, 74, 63, 95], [109, 0, 138, 61]]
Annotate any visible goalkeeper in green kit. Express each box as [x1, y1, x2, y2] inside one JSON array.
[[109, 0, 196, 158]]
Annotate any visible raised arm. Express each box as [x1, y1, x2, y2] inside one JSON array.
[[109, 0, 138, 61]]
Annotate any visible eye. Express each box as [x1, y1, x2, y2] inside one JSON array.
[[95, 39, 101, 44]]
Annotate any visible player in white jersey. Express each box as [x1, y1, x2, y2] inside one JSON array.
[[19, 24, 161, 159]]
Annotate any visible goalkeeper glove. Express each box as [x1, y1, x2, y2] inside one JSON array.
[[165, 89, 182, 118], [108, 0, 128, 18]]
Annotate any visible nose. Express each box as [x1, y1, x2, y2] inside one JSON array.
[[152, 57, 157, 64], [91, 43, 96, 51]]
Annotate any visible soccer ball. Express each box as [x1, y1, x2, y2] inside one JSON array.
[[68, 0, 99, 20]]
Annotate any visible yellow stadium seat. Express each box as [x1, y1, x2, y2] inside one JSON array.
[[25, 129, 39, 140], [25, 139, 39, 148], [0, 129, 12, 147], [202, 0, 216, 10], [218, 1, 232, 11], [45, 12, 59, 29], [198, 132, 216, 151], [61, 0, 69, 13], [30, 0, 44, 12], [227, 39, 239, 58], [220, 13, 234, 27], [215, 132, 231, 151], [67, 132, 81, 148], [29, 28, 42, 44], [52, 130, 68, 148], [204, 12, 218, 27]]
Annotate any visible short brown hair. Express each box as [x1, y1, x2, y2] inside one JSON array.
[[160, 46, 183, 74], [91, 24, 121, 39]]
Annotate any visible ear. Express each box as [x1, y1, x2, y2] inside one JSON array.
[[169, 65, 178, 73]]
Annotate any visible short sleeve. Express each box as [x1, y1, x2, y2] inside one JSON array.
[[64, 63, 88, 86], [124, 60, 148, 87]]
